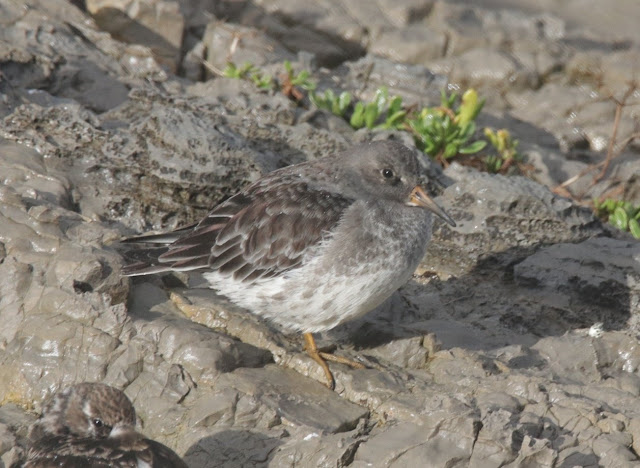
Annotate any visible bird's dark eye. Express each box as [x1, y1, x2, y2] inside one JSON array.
[[382, 168, 394, 179], [92, 418, 103, 427]]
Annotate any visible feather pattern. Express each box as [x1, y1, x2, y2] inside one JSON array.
[[24, 383, 188, 468], [120, 140, 454, 333], [25, 433, 184, 467], [123, 170, 354, 283]]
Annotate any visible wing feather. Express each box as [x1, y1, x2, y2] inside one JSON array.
[[122, 174, 353, 283]]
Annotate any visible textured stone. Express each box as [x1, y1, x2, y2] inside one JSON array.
[[87, 0, 185, 70], [2, 0, 640, 467]]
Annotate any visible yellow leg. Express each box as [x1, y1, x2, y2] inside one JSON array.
[[303, 333, 365, 390]]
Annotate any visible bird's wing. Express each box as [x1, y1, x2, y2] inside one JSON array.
[[137, 439, 189, 468], [25, 435, 136, 467], [148, 177, 353, 282], [26, 434, 188, 468]]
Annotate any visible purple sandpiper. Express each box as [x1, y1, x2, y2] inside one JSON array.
[[123, 140, 455, 389]]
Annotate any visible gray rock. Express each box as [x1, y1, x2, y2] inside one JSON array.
[[0, 2, 159, 113], [217, 366, 368, 433], [369, 26, 447, 64], [431, 48, 521, 91], [514, 237, 640, 330], [201, 22, 295, 76], [86, 0, 185, 71], [429, 164, 602, 275], [2, 0, 640, 466], [353, 418, 480, 467]]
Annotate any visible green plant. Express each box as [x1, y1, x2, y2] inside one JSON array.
[[283, 60, 316, 91], [594, 198, 640, 239], [223, 62, 257, 79], [484, 128, 522, 173], [379, 95, 406, 130], [350, 87, 387, 129], [250, 72, 274, 90], [309, 89, 352, 117], [408, 89, 486, 161], [279, 60, 316, 101], [456, 88, 485, 126], [223, 62, 273, 89], [222, 63, 508, 174], [348, 87, 406, 130]]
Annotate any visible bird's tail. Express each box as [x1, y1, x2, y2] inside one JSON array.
[[119, 224, 197, 276]]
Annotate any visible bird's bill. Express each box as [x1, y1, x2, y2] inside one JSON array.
[[406, 185, 457, 227], [109, 423, 138, 438]]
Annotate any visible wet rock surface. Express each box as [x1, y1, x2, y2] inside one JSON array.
[[1, 0, 639, 467]]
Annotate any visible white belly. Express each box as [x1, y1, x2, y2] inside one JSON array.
[[204, 202, 432, 333]]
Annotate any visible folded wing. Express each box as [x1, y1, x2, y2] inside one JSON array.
[[122, 176, 352, 284]]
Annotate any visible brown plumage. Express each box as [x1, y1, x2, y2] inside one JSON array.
[[122, 140, 456, 388], [25, 383, 188, 468]]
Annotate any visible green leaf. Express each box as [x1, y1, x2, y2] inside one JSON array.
[[604, 199, 618, 212], [485, 155, 501, 173], [441, 90, 456, 108], [223, 64, 235, 76], [338, 92, 351, 114], [384, 110, 407, 128], [629, 219, 640, 239], [350, 102, 365, 129], [457, 89, 485, 125], [374, 87, 388, 114], [291, 70, 310, 86], [364, 104, 379, 128], [309, 91, 321, 108], [424, 140, 436, 155], [611, 206, 629, 230], [257, 74, 273, 89], [459, 122, 475, 141], [331, 100, 341, 115], [432, 116, 443, 135], [388, 96, 403, 115], [459, 140, 487, 154], [301, 80, 316, 91], [239, 62, 255, 76], [444, 142, 458, 159]]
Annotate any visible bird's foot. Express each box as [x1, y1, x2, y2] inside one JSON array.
[[169, 291, 206, 319], [303, 333, 365, 390]]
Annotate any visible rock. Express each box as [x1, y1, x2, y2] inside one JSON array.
[[2, 0, 640, 466], [428, 164, 602, 276], [0, 3, 151, 113], [217, 366, 369, 433], [201, 22, 295, 76], [369, 26, 446, 64], [431, 48, 521, 91], [0, 404, 34, 466], [212, 0, 366, 67], [353, 418, 480, 467], [86, 0, 185, 71], [514, 238, 640, 330]]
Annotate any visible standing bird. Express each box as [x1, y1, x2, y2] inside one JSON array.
[[122, 140, 455, 389], [25, 382, 188, 468]]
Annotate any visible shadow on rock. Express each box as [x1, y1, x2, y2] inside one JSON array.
[[184, 429, 283, 468], [328, 237, 636, 353]]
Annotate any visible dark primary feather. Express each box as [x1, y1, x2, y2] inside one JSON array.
[[122, 169, 354, 282], [121, 223, 198, 245]]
